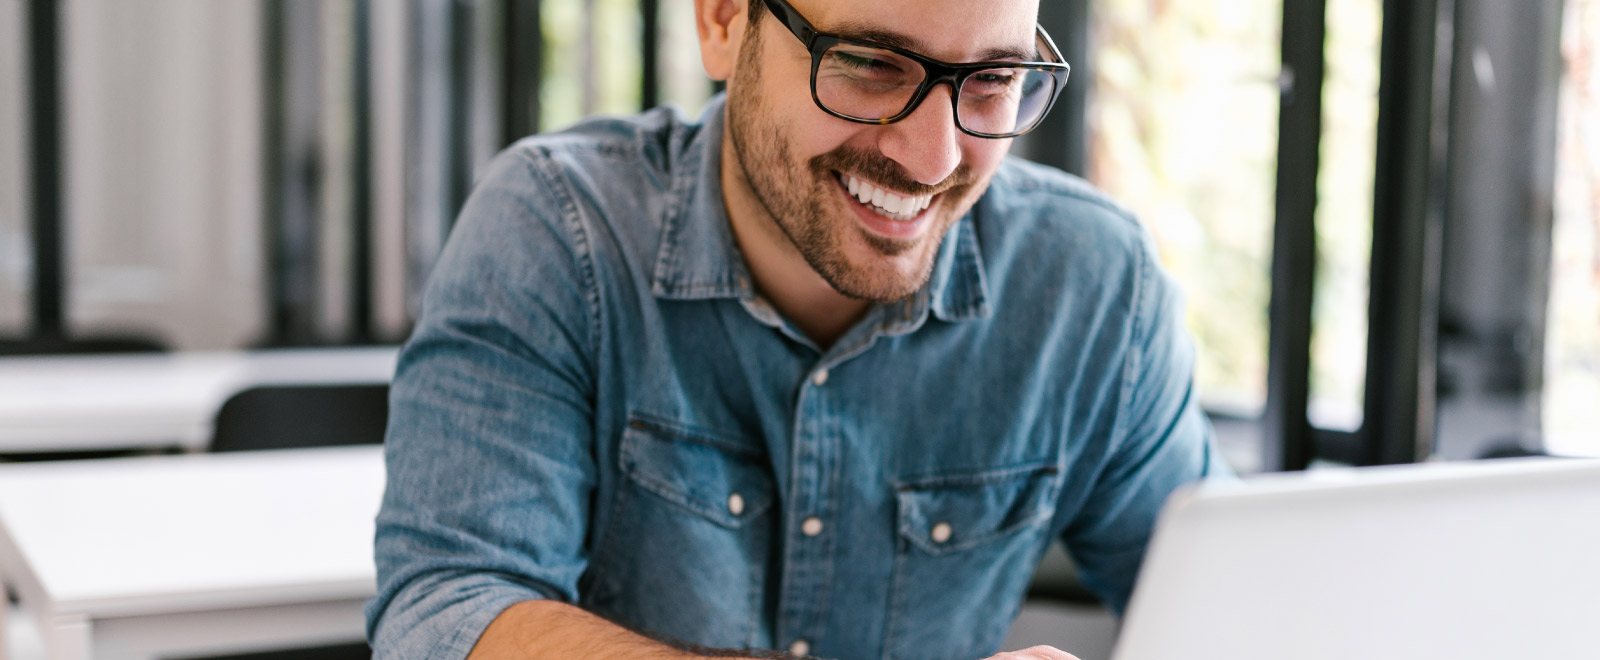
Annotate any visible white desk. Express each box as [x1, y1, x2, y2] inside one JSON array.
[[0, 347, 398, 453], [0, 446, 383, 660]]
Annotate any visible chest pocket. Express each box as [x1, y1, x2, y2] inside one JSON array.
[[886, 463, 1061, 660], [585, 416, 776, 648]]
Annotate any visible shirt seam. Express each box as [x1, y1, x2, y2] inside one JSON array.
[[516, 147, 604, 375], [1110, 234, 1152, 464]]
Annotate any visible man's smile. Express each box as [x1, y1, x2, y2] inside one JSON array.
[[832, 171, 946, 244], [838, 172, 933, 221]]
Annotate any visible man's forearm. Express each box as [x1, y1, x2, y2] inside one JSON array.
[[465, 599, 792, 660]]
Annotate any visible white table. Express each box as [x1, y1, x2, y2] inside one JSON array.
[[0, 347, 398, 453], [0, 445, 383, 660]]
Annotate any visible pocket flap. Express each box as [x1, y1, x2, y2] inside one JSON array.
[[619, 416, 775, 529], [896, 463, 1060, 555]]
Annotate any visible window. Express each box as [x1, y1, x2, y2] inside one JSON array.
[[1545, 0, 1600, 456], [1086, 0, 1283, 418], [59, 0, 267, 349], [0, 0, 26, 338], [1309, 0, 1382, 433], [540, 0, 643, 131]]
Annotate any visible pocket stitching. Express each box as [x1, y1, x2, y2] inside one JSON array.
[[619, 421, 774, 529], [895, 464, 1060, 556]]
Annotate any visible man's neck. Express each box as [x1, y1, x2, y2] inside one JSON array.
[[720, 132, 870, 350]]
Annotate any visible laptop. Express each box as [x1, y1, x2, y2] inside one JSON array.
[[1113, 457, 1600, 660]]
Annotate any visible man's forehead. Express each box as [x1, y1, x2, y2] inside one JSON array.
[[794, 0, 1040, 62]]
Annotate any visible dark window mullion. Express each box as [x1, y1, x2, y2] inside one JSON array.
[[1263, 0, 1328, 471], [1360, 0, 1449, 465], [25, 0, 63, 342], [641, 0, 660, 110], [503, 0, 542, 144], [351, 0, 375, 344]]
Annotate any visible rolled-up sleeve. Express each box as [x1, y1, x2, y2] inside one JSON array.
[[366, 147, 600, 659]]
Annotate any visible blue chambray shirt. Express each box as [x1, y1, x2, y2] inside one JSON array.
[[368, 95, 1231, 660]]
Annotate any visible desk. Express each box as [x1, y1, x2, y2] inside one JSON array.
[[0, 446, 382, 660], [0, 347, 398, 453]]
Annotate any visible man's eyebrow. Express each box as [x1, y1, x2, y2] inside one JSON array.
[[828, 22, 1038, 62]]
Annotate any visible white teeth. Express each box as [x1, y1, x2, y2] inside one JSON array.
[[841, 173, 933, 221]]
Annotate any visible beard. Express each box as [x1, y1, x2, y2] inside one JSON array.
[[724, 22, 982, 303]]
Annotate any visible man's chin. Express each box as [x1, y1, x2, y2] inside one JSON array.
[[819, 236, 939, 302]]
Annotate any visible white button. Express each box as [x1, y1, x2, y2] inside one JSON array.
[[930, 522, 953, 544], [801, 517, 823, 536], [727, 493, 745, 516], [811, 369, 829, 386], [789, 639, 810, 657]]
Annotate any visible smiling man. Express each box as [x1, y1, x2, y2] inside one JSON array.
[[366, 0, 1230, 659]]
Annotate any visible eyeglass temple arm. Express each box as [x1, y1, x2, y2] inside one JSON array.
[[761, 0, 817, 45], [1034, 23, 1067, 65]]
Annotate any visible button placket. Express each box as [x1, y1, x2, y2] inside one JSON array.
[[776, 363, 842, 657]]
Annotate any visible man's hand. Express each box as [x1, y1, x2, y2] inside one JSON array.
[[983, 646, 1083, 660]]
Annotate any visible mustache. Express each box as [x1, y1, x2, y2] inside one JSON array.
[[809, 146, 974, 197]]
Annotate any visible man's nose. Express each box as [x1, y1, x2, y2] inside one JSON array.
[[876, 84, 963, 186]]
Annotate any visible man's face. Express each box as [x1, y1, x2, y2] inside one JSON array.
[[724, 0, 1040, 302]]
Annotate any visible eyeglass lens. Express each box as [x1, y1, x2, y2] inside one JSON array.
[[814, 43, 1059, 136]]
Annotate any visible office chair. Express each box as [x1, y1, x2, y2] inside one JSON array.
[[209, 384, 389, 452]]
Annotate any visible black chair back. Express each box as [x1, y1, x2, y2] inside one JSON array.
[[210, 384, 388, 452]]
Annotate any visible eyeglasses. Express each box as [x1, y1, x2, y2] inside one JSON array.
[[759, 0, 1071, 139]]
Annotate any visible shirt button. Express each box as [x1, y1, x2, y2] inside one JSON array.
[[811, 369, 829, 386], [801, 516, 823, 536], [930, 521, 953, 544], [789, 639, 810, 657], [727, 493, 745, 516]]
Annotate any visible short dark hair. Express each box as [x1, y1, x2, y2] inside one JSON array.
[[747, 0, 765, 21]]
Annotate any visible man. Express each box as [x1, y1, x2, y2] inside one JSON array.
[[367, 0, 1230, 657]]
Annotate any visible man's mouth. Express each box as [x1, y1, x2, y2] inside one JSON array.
[[838, 173, 933, 222]]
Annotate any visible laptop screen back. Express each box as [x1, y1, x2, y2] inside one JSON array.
[[1113, 457, 1600, 660]]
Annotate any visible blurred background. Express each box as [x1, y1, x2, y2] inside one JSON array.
[[0, 0, 1597, 659], [4, 0, 1597, 468]]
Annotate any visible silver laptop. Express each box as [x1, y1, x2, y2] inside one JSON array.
[[1113, 457, 1600, 660]]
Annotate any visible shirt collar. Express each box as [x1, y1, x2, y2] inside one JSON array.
[[651, 94, 990, 324]]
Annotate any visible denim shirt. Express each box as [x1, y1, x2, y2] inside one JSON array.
[[367, 95, 1230, 660]]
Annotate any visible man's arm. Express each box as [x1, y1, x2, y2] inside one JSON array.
[[368, 148, 613, 658], [466, 601, 1083, 660], [466, 600, 784, 660], [1060, 232, 1233, 613]]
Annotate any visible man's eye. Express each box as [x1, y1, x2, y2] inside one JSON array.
[[834, 51, 895, 71], [973, 72, 1017, 86]]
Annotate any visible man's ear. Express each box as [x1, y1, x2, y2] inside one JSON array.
[[695, 0, 748, 81]]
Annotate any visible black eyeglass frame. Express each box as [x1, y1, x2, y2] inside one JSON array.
[[758, 0, 1072, 138]]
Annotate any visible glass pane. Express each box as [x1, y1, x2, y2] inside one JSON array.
[[1308, 0, 1382, 432], [62, 0, 266, 349], [541, 0, 643, 132], [1545, 0, 1600, 456], [0, 0, 26, 337], [1088, 0, 1282, 416], [659, 0, 714, 115]]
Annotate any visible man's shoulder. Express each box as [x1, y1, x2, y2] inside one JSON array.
[[980, 157, 1152, 263], [456, 104, 711, 260], [499, 104, 706, 187]]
